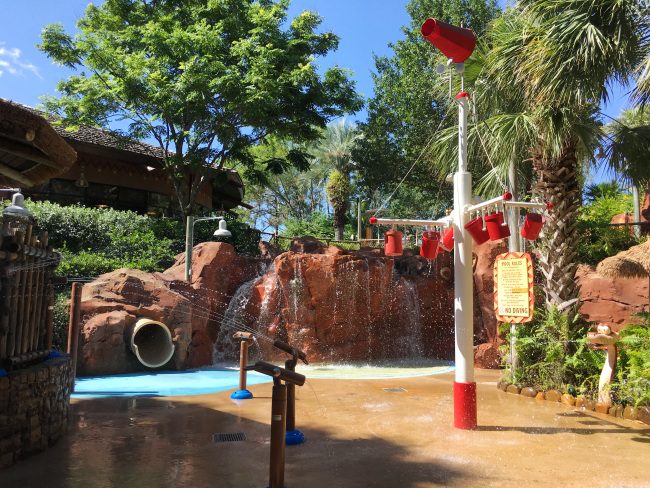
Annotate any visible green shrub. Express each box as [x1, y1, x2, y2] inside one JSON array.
[[9, 200, 150, 252], [503, 307, 602, 396], [52, 289, 70, 351], [576, 192, 638, 265], [56, 248, 124, 278], [104, 229, 176, 271], [613, 313, 650, 407]]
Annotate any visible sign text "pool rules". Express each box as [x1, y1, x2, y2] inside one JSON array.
[[493, 252, 534, 324]]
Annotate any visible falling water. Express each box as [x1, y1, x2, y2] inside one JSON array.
[[399, 279, 423, 358], [212, 276, 260, 363]]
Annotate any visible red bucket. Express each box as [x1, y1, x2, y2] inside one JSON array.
[[384, 230, 403, 256], [420, 231, 440, 260], [464, 217, 490, 245], [484, 212, 510, 241], [441, 227, 454, 251], [521, 212, 544, 241]]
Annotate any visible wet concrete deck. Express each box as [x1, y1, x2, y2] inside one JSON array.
[[2, 369, 649, 487]]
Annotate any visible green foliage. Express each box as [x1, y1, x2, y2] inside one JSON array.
[[613, 313, 650, 407], [103, 229, 176, 271], [5, 200, 148, 253], [52, 289, 70, 351], [56, 248, 125, 278], [39, 0, 362, 214], [283, 212, 334, 238], [576, 188, 637, 265], [503, 307, 602, 395], [326, 170, 351, 210], [355, 0, 499, 202]]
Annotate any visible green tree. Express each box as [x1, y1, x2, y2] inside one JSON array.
[[318, 120, 362, 240], [38, 0, 362, 217], [486, 1, 645, 309], [354, 0, 499, 214], [243, 136, 327, 234], [426, 2, 646, 310]]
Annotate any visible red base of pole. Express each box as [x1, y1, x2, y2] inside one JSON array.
[[454, 381, 477, 429]]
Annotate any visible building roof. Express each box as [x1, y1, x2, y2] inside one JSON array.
[[0, 99, 77, 188]]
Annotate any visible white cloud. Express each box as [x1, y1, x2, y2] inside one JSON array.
[[0, 43, 42, 79]]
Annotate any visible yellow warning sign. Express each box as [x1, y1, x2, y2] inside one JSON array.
[[493, 252, 534, 323]]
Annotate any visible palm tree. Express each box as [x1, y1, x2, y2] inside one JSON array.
[[428, 1, 646, 310], [318, 120, 363, 240]]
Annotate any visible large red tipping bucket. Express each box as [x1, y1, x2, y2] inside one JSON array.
[[384, 230, 403, 256], [464, 216, 490, 245], [420, 231, 440, 260], [521, 212, 544, 241], [441, 227, 454, 251], [484, 212, 510, 241]]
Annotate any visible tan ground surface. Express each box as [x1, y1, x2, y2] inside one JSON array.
[[2, 369, 649, 488]]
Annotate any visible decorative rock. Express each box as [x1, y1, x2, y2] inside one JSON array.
[[584, 400, 596, 411], [474, 342, 502, 369], [535, 392, 545, 401], [545, 390, 562, 402], [577, 265, 648, 327], [497, 380, 509, 392], [608, 406, 618, 417], [520, 387, 538, 398], [595, 403, 610, 414], [506, 384, 521, 395], [623, 406, 638, 421], [561, 394, 576, 406], [637, 407, 650, 425], [575, 397, 586, 408], [289, 236, 327, 254]]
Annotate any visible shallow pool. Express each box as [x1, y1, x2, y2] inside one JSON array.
[[72, 360, 454, 398]]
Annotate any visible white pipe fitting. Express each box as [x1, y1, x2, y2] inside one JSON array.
[[130, 318, 175, 369]]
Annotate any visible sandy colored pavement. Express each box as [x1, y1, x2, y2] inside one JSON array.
[[1, 369, 649, 488]]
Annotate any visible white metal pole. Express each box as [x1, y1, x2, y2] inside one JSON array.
[[632, 185, 641, 239], [453, 90, 477, 429]]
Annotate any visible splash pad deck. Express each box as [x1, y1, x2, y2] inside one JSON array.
[[72, 360, 454, 398]]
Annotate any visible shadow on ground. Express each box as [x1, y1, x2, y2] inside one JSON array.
[[0, 396, 467, 488], [477, 410, 650, 442]]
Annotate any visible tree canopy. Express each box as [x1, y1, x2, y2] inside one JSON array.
[[39, 0, 363, 215]]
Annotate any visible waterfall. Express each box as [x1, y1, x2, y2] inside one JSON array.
[[400, 279, 423, 358], [212, 276, 260, 364]]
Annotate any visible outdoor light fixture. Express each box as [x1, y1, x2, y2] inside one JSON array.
[[2, 191, 32, 220], [185, 215, 231, 281], [213, 219, 232, 238]]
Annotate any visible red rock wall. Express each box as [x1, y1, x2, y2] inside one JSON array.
[[214, 249, 457, 362]]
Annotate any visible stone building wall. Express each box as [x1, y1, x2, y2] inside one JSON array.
[[0, 356, 72, 468]]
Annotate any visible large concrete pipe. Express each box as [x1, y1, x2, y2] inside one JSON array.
[[130, 318, 175, 368]]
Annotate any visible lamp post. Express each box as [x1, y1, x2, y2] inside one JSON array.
[[184, 215, 231, 282]]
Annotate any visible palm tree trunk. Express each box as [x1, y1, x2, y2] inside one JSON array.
[[533, 142, 581, 311], [333, 204, 346, 241]]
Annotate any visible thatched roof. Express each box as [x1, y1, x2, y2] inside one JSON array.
[[596, 239, 650, 279], [0, 99, 77, 188]]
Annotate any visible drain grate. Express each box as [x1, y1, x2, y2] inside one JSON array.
[[213, 432, 246, 443], [383, 387, 407, 393]]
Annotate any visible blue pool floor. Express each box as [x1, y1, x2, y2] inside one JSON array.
[[72, 368, 271, 398]]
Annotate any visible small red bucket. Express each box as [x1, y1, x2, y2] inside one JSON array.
[[484, 212, 510, 241], [464, 216, 490, 245], [420, 231, 440, 260], [384, 230, 403, 256], [441, 227, 454, 251], [521, 213, 544, 241]]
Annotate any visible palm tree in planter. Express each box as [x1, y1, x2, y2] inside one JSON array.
[[319, 120, 363, 241]]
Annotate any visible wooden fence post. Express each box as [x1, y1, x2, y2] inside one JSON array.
[[66, 282, 82, 387]]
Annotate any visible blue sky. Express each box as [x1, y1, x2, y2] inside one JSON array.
[[0, 0, 633, 184]]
